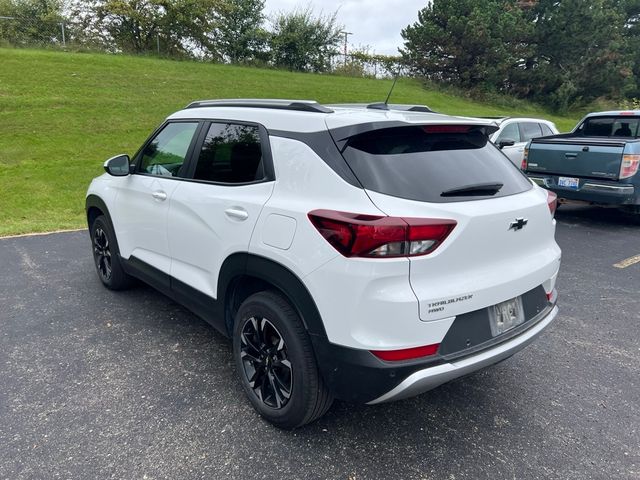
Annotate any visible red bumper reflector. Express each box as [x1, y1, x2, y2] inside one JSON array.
[[547, 190, 558, 217], [546, 289, 558, 304], [371, 343, 440, 361]]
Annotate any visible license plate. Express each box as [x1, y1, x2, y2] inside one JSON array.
[[558, 176, 579, 189], [489, 297, 525, 337]]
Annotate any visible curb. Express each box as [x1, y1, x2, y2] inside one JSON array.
[[0, 228, 87, 240]]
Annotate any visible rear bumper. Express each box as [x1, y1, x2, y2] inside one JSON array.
[[311, 301, 558, 404], [368, 305, 558, 404], [529, 175, 637, 205]]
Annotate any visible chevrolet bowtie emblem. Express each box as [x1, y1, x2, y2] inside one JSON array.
[[509, 218, 528, 231]]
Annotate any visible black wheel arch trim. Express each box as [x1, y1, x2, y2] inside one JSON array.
[[85, 194, 113, 230], [219, 253, 328, 340]]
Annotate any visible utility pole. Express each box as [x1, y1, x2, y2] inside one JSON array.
[[340, 31, 353, 65], [60, 22, 66, 47]]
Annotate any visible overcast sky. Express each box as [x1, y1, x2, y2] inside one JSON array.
[[263, 1, 428, 56]]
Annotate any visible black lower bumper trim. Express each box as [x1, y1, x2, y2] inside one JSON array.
[[312, 286, 555, 404]]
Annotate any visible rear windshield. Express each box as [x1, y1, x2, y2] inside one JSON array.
[[340, 126, 532, 203], [575, 116, 640, 137]]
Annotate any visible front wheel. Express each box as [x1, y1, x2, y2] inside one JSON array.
[[233, 291, 333, 429], [90, 215, 133, 290]]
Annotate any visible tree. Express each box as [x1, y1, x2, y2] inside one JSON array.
[[68, 0, 221, 56], [0, 0, 65, 46], [214, 0, 266, 63], [613, 0, 640, 98], [524, 0, 634, 110], [401, 0, 532, 93], [268, 7, 342, 72]]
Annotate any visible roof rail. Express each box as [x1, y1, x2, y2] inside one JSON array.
[[184, 99, 334, 114], [330, 103, 435, 113]]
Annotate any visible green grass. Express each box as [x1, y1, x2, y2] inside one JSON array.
[[0, 48, 580, 236]]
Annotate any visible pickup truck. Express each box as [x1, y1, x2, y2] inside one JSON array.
[[524, 111, 640, 214]]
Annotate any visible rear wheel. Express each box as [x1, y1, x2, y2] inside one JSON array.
[[233, 291, 333, 429], [90, 215, 133, 290]]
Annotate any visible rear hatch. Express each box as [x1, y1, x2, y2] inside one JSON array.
[[367, 189, 559, 321], [332, 122, 560, 321], [527, 136, 624, 179]]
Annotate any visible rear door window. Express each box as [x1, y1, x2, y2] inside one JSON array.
[[520, 122, 543, 142], [340, 126, 532, 203], [540, 123, 555, 136], [496, 122, 521, 143], [192, 123, 265, 183]]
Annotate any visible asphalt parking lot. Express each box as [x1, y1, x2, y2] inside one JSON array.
[[1, 205, 639, 480]]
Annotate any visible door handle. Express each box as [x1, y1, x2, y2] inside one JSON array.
[[152, 190, 167, 201], [565, 153, 578, 158], [225, 207, 249, 221]]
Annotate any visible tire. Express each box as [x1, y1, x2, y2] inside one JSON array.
[[90, 215, 133, 290], [622, 205, 640, 216], [233, 291, 333, 429]]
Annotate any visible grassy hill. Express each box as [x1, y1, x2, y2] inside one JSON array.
[[0, 48, 579, 236]]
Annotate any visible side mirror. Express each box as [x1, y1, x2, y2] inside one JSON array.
[[104, 154, 131, 176], [498, 139, 516, 149]]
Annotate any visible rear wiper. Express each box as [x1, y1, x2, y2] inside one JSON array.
[[441, 182, 503, 197]]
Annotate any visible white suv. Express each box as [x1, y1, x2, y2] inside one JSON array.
[[86, 100, 561, 428]]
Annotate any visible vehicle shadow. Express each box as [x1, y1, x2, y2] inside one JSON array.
[[555, 203, 640, 228], [93, 281, 586, 478]]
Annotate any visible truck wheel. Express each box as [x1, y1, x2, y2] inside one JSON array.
[[623, 205, 640, 215], [233, 291, 333, 429]]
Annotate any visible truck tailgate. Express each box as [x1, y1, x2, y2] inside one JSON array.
[[527, 138, 624, 179]]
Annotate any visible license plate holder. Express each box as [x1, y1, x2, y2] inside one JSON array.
[[558, 176, 580, 189], [489, 296, 525, 337]]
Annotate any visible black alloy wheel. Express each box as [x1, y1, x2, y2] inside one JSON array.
[[93, 226, 112, 283], [233, 291, 333, 428], [240, 316, 293, 409], [90, 215, 133, 290]]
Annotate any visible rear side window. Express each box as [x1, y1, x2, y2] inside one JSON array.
[[496, 122, 521, 143], [540, 123, 555, 136], [341, 126, 532, 203], [193, 123, 264, 183], [577, 116, 640, 137], [520, 122, 543, 141]]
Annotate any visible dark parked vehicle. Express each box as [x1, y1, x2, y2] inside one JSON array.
[[524, 111, 640, 214]]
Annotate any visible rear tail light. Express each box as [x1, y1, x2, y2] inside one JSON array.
[[620, 154, 640, 179], [546, 288, 558, 304], [521, 147, 528, 170], [371, 343, 440, 361], [547, 190, 558, 217], [308, 210, 456, 258]]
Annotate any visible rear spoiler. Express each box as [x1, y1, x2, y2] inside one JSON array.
[[329, 122, 499, 151]]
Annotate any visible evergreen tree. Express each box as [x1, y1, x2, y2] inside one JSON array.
[[401, 0, 532, 93], [526, 0, 633, 109]]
